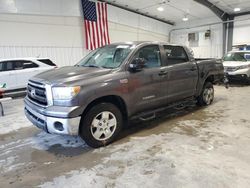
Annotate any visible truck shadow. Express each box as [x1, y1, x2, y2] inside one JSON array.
[[117, 104, 203, 141], [44, 102, 206, 157]]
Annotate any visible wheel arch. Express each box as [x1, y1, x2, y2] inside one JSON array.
[[80, 95, 128, 128], [205, 75, 215, 84], [196, 74, 215, 97]]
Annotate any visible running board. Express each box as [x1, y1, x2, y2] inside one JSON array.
[[139, 113, 156, 121], [131, 97, 196, 121]]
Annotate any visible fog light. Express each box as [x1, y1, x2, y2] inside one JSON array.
[[54, 122, 64, 131]]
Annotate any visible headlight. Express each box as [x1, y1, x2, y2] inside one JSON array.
[[238, 65, 250, 70], [52, 86, 81, 100]]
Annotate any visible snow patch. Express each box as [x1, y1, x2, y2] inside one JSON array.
[[39, 86, 250, 188], [0, 98, 31, 134], [31, 132, 87, 150]]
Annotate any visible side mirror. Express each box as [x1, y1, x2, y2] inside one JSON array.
[[129, 58, 146, 72]]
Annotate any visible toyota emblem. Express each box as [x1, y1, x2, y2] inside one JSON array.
[[31, 89, 36, 97]]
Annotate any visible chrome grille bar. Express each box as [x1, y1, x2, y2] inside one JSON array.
[[27, 81, 48, 107]]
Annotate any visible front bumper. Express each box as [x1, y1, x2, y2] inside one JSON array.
[[225, 68, 250, 79], [24, 98, 81, 135], [227, 74, 250, 81]]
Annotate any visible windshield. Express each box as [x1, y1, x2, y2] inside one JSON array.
[[223, 52, 250, 62], [76, 44, 135, 69]]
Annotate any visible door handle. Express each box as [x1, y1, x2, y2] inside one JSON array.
[[158, 71, 168, 76]]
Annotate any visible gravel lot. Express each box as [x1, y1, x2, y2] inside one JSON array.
[[1, 85, 250, 188]]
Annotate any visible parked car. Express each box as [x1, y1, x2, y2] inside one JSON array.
[[223, 51, 250, 83], [24, 42, 224, 148], [0, 58, 57, 95]]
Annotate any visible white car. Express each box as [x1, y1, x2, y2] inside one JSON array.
[[0, 58, 57, 93], [223, 51, 250, 82]]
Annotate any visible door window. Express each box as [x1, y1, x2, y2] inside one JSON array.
[[6, 61, 15, 71], [164, 45, 188, 64], [0, 60, 39, 72], [0, 61, 14, 71], [133, 45, 162, 68], [0, 63, 3, 72], [15, 61, 24, 70], [13, 60, 38, 70]]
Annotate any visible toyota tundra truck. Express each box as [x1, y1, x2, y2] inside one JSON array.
[[24, 42, 224, 148]]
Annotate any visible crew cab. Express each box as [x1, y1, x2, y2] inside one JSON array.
[[24, 42, 224, 148], [223, 50, 250, 83], [0, 58, 56, 95]]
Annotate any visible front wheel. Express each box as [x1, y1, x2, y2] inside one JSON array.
[[79, 103, 123, 148], [197, 82, 214, 106]]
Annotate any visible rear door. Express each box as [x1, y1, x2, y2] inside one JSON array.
[[163, 45, 198, 103], [128, 45, 168, 113], [0, 61, 17, 90]]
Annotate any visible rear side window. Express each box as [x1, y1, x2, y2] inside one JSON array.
[[6, 61, 15, 71], [15, 61, 24, 69], [164, 45, 189, 64], [38, 59, 56, 66], [22, 61, 39, 69], [13, 60, 38, 69]]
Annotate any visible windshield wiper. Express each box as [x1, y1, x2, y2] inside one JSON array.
[[101, 66, 113, 69], [82, 65, 100, 68], [76, 64, 113, 69]]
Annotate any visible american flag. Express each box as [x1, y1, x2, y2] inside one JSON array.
[[81, 0, 110, 50]]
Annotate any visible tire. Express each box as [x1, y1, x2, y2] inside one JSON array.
[[246, 78, 250, 85], [197, 82, 214, 106], [79, 103, 123, 148]]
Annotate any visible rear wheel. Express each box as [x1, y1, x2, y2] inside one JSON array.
[[79, 103, 123, 148], [197, 82, 214, 106]]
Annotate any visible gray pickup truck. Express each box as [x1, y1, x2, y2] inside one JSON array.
[[24, 42, 224, 148]]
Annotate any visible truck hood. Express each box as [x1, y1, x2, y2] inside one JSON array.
[[223, 61, 250, 67], [32, 66, 112, 85]]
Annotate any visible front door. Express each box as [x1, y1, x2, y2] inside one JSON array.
[[127, 45, 168, 114], [0, 61, 17, 91]]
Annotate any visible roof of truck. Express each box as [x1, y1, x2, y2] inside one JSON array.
[[111, 41, 180, 46]]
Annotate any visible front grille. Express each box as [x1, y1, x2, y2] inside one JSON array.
[[225, 66, 238, 72], [27, 80, 47, 106]]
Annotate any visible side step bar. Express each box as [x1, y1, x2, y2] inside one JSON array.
[[131, 97, 196, 121], [139, 113, 156, 121]]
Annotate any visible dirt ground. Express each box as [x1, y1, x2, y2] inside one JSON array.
[[1, 85, 250, 188]]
